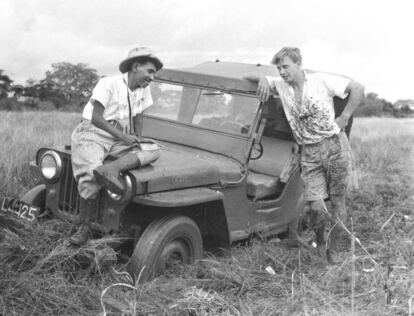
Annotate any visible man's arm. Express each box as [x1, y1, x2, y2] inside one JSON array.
[[91, 100, 141, 146], [244, 74, 278, 103], [334, 80, 365, 130]]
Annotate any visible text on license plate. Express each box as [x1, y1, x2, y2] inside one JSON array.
[[0, 198, 39, 222]]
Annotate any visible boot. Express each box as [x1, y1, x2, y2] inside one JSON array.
[[93, 153, 141, 195], [69, 223, 91, 246], [284, 217, 301, 248], [326, 223, 348, 265], [69, 198, 97, 246]]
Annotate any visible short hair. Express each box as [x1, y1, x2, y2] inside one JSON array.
[[271, 47, 302, 66]]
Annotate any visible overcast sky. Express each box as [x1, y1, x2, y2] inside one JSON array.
[[1, 0, 414, 101]]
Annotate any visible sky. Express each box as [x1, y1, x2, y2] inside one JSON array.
[[1, 0, 414, 102]]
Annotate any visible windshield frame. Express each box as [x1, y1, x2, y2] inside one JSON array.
[[139, 80, 263, 165], [144, 80, 261, 139]]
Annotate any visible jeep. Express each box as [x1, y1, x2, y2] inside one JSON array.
[[20, 61, 314, 282]]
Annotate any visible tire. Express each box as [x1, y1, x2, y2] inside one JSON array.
[[127, 215, 203, 283], [20, 184, 48, 218]]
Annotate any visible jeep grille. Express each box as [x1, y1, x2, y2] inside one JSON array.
[[59, 155, 80, 215]]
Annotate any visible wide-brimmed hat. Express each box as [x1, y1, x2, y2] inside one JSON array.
[[119, 47, 163, 73]]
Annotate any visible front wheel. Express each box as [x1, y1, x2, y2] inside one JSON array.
[[127, 215, 203, 283]]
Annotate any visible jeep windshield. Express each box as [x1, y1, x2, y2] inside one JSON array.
[[145, 82, 260, 137]]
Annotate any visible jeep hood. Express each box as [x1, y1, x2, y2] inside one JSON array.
[[129, 143, 243, 194]]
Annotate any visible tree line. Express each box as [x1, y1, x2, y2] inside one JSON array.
[[0, 63, 99, 112], [0, 63, 413, 117], [354, 92, 414, 118]]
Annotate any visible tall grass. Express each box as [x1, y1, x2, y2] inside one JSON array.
[[0, 113, 413, 315], [0, 111, 80, 196]]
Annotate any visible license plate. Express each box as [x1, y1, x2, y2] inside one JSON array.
[[0, 198, 39, 223]]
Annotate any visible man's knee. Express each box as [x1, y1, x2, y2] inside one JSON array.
[[136, 149, 161, 166], [78, 178, 101, 200]]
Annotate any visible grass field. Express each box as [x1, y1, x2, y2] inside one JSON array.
[[0, 113, 413, 315]]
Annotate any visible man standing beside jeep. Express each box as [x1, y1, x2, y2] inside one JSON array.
[[251, 47, 364, 263], [69, 47, 164, 246]]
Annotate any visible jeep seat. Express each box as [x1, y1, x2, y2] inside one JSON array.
[[247, 136, 294, 200]]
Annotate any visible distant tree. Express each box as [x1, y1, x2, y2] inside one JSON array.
[[394, 99, 414, 110], [0, 69, 13, 99], [0, 69, 13, 86], [382, 99, 396, 117], [38, 80, 67, 107], [24, 78, 38, 98], [354, 92, 385, 117], [18, 78, 64, 109], [393, 99, 414, 117], [43, 62, 99, 108]]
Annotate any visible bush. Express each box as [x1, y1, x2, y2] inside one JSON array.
[[44, 95, 66, 109], [22, 97, 40, 109], [37, 100, 56, 111], [354, 102, 383, 117], [60, 103, 83, 113], [0, 98, 22, 111]]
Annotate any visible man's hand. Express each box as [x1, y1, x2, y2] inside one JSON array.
[[335, 115, 350, 131], [336, 79, 364, 131], [257, 76, 271, 103], [244, 74, 276, 103], [121, 134, 141, 147]]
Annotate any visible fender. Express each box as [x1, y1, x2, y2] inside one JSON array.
[[132, 187, 224, 207]]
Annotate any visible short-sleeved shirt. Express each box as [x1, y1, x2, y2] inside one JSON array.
[[267, 72, 350, 145], [82, 73, 153, 122]]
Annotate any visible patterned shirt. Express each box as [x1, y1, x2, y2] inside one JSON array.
[[267, 71, 350, 145]]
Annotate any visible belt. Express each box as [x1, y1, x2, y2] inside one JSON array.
[[80, 118, 124, 133], [299, 132, 343, 152]]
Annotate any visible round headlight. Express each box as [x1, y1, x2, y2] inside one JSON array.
[[107, 174, 133, 202], [107, 190, 122, 201], [40, 151, 62, 182]]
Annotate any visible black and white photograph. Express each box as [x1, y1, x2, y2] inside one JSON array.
[[1, 1, 413, 315]]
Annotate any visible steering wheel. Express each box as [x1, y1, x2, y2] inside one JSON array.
[[250, 142, 263, 160]]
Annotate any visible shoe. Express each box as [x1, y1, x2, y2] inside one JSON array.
[[69, 223, 91, 246], [93, 153, 142, 194], [69, 198, 97, 246]]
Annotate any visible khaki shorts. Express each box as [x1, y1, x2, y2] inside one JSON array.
[[71, 120, 160, 199], [300, 132, 353, 201]]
